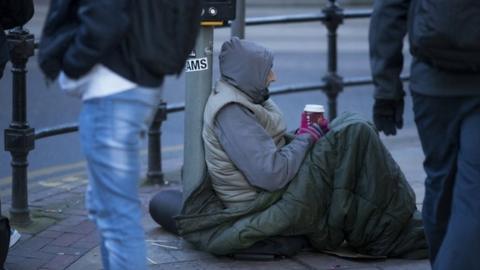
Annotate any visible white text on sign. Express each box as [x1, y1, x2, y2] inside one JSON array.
[[185, 57, 208, 72]]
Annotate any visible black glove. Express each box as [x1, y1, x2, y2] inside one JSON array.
[[373, 98, 404, 136]]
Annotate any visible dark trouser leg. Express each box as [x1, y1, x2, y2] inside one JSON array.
[[412, 93, 457, 263], [412, 92, 480, 267], [434, 106, 480, 270]]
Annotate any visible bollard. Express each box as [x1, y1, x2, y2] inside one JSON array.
[[322, 0, 344, 120], [147, 101, 167, 185], [4, 27, 35, 226], [230, 0, 246, 39]]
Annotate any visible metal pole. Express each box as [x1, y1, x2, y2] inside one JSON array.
[[183, 26, 214, 199], [322, 0, 343, 120], [147, 101, 167, 185], [231, 0, 246, 39], [4, 27, 35, 226]]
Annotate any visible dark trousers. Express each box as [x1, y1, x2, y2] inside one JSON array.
[[412, 92, 480, 270]]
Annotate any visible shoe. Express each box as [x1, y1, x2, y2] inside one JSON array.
[[9, 228, 21, 248]]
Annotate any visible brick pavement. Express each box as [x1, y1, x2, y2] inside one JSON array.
[[3, 128, 431, 269], [3, 177, 97, 270]]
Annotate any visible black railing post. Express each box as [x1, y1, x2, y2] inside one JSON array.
[[4, 27, 35, 226], [147, 101, 167, 185], [322, 0, 344, 120]]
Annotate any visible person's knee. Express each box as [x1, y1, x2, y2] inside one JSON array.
[[344, 120, 377, 140], [149, 189, 183, 235], [356, 120, 376, 132]]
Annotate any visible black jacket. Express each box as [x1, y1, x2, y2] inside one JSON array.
[[0, 0, 34, 78], [369, 0, 480, 98], [38, 0, 164, 87]]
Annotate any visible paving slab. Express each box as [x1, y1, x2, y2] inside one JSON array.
[[296, 252, 430, 270], [376, 259, 431, 270]]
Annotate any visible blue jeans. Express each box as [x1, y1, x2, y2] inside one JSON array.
[[79, 87, 162, 270], [412, 92, 480, 270]]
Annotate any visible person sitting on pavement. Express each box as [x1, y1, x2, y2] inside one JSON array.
[[152, 37, 428, 259]]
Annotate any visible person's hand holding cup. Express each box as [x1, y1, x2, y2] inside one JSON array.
[[296, 104, 330, 142], [304, 104, 328, 127]]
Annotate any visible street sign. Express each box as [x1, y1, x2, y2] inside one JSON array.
[[185, 57, 208, 72]]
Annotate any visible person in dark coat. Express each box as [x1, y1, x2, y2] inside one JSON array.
[[38, 1, 165, 269], [369, 1, 480, 269]]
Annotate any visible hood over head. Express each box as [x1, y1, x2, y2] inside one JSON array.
[[219, 37, 274, 104]]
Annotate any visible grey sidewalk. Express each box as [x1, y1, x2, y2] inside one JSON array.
[[4, 127, 431, 270]]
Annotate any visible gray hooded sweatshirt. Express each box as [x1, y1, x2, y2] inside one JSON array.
[[212, 37, 314, 192]]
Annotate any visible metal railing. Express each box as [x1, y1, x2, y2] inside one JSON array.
[[3, 0, 407, 225]]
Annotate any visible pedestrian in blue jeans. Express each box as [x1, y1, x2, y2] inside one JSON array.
[[38, 1, 165, 269], [78, 87, 161, 270], [369, 0, 480, 269]]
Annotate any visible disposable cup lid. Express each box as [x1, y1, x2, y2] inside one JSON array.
[[304, 104, 325, 113]]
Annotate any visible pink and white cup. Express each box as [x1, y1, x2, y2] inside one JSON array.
[[301, 104, 325, 128]]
